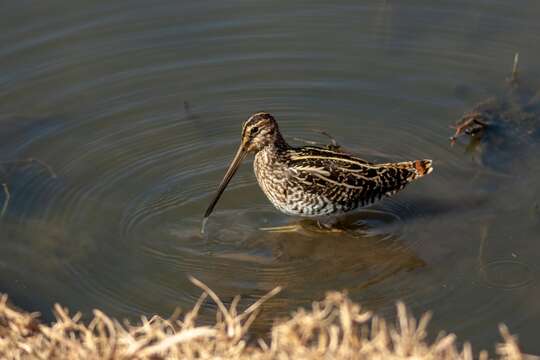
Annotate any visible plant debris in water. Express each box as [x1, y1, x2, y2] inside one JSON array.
[[450, 53, 540, 168], [0, 278, 526, 359]]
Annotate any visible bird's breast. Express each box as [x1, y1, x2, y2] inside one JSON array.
[[253, 149, 289, 208]]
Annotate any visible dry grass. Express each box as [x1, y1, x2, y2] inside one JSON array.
[[0, 277, 526, 359]]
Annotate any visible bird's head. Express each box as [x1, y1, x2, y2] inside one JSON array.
[[202, 112, 282, 223], [240, 112, 280, 153]]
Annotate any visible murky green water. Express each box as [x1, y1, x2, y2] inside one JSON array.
[[2, 0, 540, 353]]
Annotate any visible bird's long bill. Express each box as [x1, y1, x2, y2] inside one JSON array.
[[203, 143, 247, 220]]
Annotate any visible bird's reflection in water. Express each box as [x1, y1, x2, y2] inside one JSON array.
[[203, 209, 425, 332]]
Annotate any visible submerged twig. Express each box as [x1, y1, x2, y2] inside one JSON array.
[[0, 158, 57, 218], [1, 183, 9, 218], [510, 52, 520, 84]]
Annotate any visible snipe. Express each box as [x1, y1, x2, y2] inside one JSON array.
[[203, 112, 433, 228]]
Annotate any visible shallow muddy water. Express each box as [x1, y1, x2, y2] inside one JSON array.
[[2, 0, 540, 353]]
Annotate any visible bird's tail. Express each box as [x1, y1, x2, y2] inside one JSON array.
[[395, 159, 433, 180], [413, 159, 433, 176]]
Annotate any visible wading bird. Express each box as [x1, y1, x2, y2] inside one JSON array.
[[203, 112, 433, 231]]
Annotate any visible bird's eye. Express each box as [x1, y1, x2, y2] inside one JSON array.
[[250, 126, 259, 134]]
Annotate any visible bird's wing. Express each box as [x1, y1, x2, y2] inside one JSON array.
[[285, 147, 419, 206]]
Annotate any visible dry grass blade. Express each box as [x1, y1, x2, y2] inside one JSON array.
[[240, 286, 282, 319], [189, 276, 236, 337], [0, 287, 530, 359], [137, 327, 218, 357], [497, 324, 523, 360]]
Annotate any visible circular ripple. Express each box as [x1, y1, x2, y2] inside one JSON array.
[[480, 260, 534, 289]]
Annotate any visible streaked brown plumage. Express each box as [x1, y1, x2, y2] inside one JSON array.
[[204, 112, 433, 221]]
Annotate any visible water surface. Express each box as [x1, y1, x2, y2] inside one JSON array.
[[1, 0, 540, 353]]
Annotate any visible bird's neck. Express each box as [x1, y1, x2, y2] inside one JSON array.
[[269, 131, 289, 152], [256, 131, 289, 164]]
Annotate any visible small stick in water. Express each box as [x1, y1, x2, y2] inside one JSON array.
[[1, 183, 9, 218], [511, 52, 519, 82], [0, 158, 57, 217], [507, 52, 520, 85]]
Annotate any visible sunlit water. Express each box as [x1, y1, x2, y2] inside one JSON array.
[[1, 0, 540, 353]]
